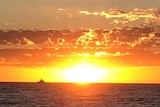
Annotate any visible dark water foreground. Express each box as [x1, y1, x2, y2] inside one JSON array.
[[0, 83, 160, 107]]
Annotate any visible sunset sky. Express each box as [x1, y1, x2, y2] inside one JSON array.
[[0, 0, 160, 83], [0, 0, 160, 30]]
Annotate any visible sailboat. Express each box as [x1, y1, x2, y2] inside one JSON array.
[[38, 78, 45, 83]]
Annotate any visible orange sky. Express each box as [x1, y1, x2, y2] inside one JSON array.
[[1, 64, 160, 83], [0, 0, 160, 83]]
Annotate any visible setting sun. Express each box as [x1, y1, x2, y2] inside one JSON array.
[[64, 63, 105, 83]]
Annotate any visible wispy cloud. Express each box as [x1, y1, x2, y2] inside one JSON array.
[[57, 8, 66, 11], [1, 21, 14, 26], [80, 8, 160, 26]]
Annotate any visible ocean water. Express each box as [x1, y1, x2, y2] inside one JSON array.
[[0, 83, 160, 107]]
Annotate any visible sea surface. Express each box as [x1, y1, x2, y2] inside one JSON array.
[[0, 83, 160, 107]]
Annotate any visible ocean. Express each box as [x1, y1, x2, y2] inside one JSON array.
[[0, 83, 160, 107]]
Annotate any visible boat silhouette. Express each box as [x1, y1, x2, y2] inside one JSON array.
[[38, 78, 45, 83]]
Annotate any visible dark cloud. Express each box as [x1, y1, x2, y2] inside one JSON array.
[[0, 26, 159, 67]]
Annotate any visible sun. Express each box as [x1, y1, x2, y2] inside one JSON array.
[[63, 63, 104, 83]]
